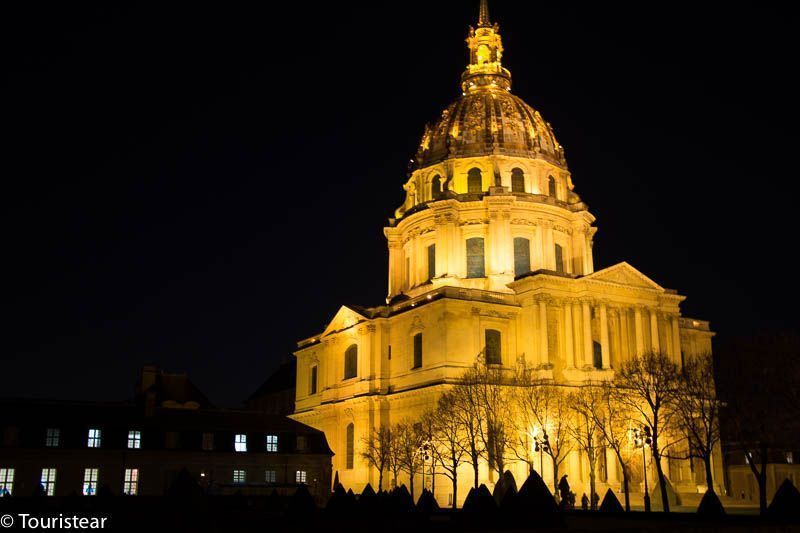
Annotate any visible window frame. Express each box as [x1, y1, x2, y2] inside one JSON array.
[[485, 329, 502, 365], [82, 468, 99, 496], [511, 168, 525, 193], [234, 433, 248, 453], [40, 468, 57, 496], [344, 344, 358, 380], [87, 428, 102, 448], [412, 332, 423, 370], [466, 237, 486, 279], [467, 168, 483, 193], [123, 468, 139, 495], [233, 469, 246, 485], [0, 468, 15, 496], [309, 365, 318, 395], [554, 243, 565, 273], [45, 428, 60, 447], [295, 470, 307, 484], [513, 237, 531, 277], [345, 423, 355, 470], [265, 434, 278, 453], [127, 430, 142, 449]]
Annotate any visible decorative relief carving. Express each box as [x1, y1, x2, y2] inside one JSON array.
[[460, 218, 488, 226], [410, 315, 425, 332], [511, 218, 537, 226]]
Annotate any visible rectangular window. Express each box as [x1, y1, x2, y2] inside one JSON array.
[[87, 428, 102, 448], [202, 432, 214, 451], [485, 329, 502, 365], [233, 470, 246, 484], [513, 237, 531, 277], [427, 244, 436, 281], [234, 434, 248, 452], [310, 365, 318, 395], [466, 237, 485, 278], [123, 468, 139, 495], [128, 430, 142, 449], [265, 470, 277, 484], [412, 333, 423, 369], [45, 428, 60, 447], [297, 435, 308, 451], [265, 434, 278, 453], [405, 257, 411, 289], [788, 452, 794, 464], [40, 468, 57, 496], [295, 470, 307, 484], [0, 468, 14, 496], [554, 244, 565, 273], [83, 468, 99, 496]]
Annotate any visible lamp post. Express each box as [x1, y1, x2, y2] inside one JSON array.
[[417, 440, 432, 491], [532, 428, 550, 479], [633, 426, 652, 512]]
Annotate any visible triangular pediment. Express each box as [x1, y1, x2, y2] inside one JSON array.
[[586, 262, 664, 291], [321, 305, 370, 337]]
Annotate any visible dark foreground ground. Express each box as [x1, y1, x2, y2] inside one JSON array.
[[0, 496, 798, 532]]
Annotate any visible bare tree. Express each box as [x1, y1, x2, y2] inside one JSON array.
[[595, 381, 636, 511], [395, 420, 425, 501], [568, 384, 604, 509], [672, 352, 722, 493], [386, 426, 403, 490], [449, 363, 486, 489], [429, 391, 468, 508], [617, 351, 681, 512], [360, 426, 393, 491], [471, 360, 514, 481]]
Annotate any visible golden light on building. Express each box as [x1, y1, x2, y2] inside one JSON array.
[[290, 0, 718, 507]]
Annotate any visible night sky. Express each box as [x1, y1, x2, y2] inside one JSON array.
[[4, 2, 799, 406]]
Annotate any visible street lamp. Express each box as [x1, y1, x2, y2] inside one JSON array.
[[632, 425, 652, 512], [417, 440, 432, 491], [532, 427, 550, 479]]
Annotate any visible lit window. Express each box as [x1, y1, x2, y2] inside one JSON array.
[[554, 244, 565, 273], [234, 434, 248, 452], [787, 452, 794, 464], [265, 434, 278, 453], [485, 329, 502, 365], [468, 168, 482, 193], [466, 237, 485, 278], [295, 470, 307, 484], [513, 237, 531, 277], [202, 432, 214, 451], [40, 468, 57, 496], [233, 470, 246, 484], [412, 333, 423, 369], [344, 345, 358, 380], [128, 430, 142, 449], [346, 423, 355, 470], [0, 468, 14, 496], [310, 365, 318, 395], [265, 470, 277, 483], [427, 244, 436, 281], [87, 428, 102, 448], [511, 168, 525, 192], [82, 468, 99, 496], [45, 428, 60, 447], [123, 469, 138, 495], [296, 435, 308, 451]]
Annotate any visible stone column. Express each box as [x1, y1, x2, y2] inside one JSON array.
[[538, 297, 550, 367], [606, 448, 619, 485], [619, 308, 630, 362], [573, 300, 583, 368], [582, 300, 593, 368], [649, 309, 660, 352], [634, 307, 644, 356], [564, 302, 574, 368], [671, 315, 682, 365], [599, 303, 610, 369]]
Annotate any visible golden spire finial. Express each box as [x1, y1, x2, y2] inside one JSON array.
[[478, 0, 491, 27]]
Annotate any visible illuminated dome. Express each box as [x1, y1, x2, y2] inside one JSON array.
[[414, 1, 566, 170]]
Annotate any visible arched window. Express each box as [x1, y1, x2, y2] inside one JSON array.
[[511, 168, 525, 193], [412, 333, 423, 369], [485, 329, 501, 364], [593, 341, 603, 369], [513, 237, 531, 277], [345, 423, 354, 469], [466, 237, 485, 278], [344, 344, 358, 380], [431, 175, 442, 198], [468, 168, 483, 193], [554, 243, 565, 273], [548, 176, 557, 198]]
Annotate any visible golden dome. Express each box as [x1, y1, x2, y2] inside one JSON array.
[[414, 0, 566, 170]]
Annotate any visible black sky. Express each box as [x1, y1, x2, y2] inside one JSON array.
[[3, 2, 799, 406]]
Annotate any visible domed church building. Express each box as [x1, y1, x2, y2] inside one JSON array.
[[291, 1, 717, 505]]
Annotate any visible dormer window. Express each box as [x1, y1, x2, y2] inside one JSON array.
[[511, 168, 525, 192], [468, 168, 483, 193]]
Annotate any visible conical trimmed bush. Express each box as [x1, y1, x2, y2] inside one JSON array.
[[767, 479, 800, 519], [599, 488, 624, 513]]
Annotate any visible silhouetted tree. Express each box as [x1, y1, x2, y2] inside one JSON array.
[[395, 420, 425, 501], [617, 351, 681, 512], [595, 381, 636, 511], [360, 426, 393, 491], [568, 384, 604, 510], [429, 391, 467, 508]]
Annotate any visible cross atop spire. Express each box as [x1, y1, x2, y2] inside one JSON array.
[[478, 0, 491, 27]]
